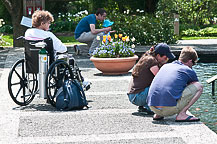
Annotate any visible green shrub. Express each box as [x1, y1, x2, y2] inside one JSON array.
[[50, 21, 75, 33], [50, 10, 88, 33], [182, 27, 217, 37], [107, 9, 177, 45], [0, 25, 13, 34]]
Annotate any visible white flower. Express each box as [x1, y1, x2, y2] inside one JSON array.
[[136, 9, 140, 12], [131, 44, 135, 48], [143, 32, 147, 35], [140, 10, 144, 13], [127, 10, 130, 14], [124, 11, 126, 14], [131, 37, 135, 42], [126, 36, 130, 42], [84, 10, 88, 15], [96, 36, 100, 40]]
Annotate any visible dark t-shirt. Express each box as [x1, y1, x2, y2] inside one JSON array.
[[128, 56, 159, 94], [74, 14, 96, 39]]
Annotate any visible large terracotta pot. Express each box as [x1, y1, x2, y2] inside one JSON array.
[[90, 55, 138, 75]]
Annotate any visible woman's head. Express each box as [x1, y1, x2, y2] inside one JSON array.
[[148, 43, 175, 64], [32, 10, 54, 30]]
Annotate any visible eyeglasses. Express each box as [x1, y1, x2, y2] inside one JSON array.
[[192, 58, 199, 65], [192, 60, 196, 65]]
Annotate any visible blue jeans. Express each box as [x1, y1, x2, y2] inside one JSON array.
[[128, 87, 151, 111]]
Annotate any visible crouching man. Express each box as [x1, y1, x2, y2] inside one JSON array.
[[147, 47, 203, 122]]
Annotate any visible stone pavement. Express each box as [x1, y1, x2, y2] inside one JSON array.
[[0, 40, 217, 143], [135, 39, 217, 62]]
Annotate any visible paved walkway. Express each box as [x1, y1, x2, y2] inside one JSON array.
[[135, 39, 217, 62], [0, 40, 217, 143]]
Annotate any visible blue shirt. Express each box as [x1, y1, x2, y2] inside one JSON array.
[[74, 14, 96, 39], [147, 60, 198, 106]]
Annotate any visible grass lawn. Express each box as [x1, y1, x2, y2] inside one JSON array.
[[1, 34, 13, 47], [181, 36, 217, 40], [2, 34, 217, 47], [56, 36, 82, 45], [0, 35, 82, 47]]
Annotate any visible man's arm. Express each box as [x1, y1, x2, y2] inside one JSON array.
[[90, 24, 111, 34], [150, 65, 160, 76]]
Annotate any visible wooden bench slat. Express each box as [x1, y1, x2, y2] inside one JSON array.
[[206, 75, 217, 84]]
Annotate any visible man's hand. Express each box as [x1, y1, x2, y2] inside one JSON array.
[[90, 24, 112, 34], [104, 27, 111, 31]]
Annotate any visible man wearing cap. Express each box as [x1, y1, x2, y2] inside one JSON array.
[[147, 46, 203, 122], [74, 8, 111, 54]]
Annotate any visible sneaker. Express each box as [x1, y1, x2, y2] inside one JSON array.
[[74, 45, 81, 55], [138, 106, 155, 115], [82, 80, 91, 91], [87, 53, 92, 58]]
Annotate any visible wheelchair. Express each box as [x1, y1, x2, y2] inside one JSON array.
[[8, 37, 90, 107]]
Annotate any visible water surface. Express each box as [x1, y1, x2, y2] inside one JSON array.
[[190, 63, 217, 133]]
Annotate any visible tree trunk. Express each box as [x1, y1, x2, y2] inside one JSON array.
[[2, 0, 25, 47]]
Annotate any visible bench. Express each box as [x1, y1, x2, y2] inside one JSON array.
[[206, 75, 217, 96]]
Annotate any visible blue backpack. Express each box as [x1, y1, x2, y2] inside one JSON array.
[[56, 79, 88, 110]]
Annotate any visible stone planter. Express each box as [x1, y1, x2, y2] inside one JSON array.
[[90, 55, 138, 75]]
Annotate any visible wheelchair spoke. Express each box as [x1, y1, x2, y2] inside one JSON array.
[[14, 69, 23, 81], [61, 67, 67, 77], [21, 94, 32, 98], [47, 82, 56, 89], [15, 85, 23, 99], [24, 85, 33, 94], [51, 88, 58, 100], [11, 81, 21, 86]]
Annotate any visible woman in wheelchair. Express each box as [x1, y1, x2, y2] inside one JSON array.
[[25, 10, 67, 55], [8, 10, 91, 106]]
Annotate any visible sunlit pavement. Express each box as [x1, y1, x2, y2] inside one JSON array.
[[0, 42, 217, 143]]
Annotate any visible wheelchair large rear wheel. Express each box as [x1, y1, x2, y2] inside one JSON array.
[[45, 60, 74, 107], [8, 59, 38, 106]]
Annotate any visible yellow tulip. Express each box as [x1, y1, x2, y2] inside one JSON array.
[[103, 38, 106, 43], [122, 36, 127, 41], [108, 35, 111, 42], [126, 36, 130, 42], [103, 35, 107, 40], [114, 34, 118, 39], [119, 34, 123, 38]]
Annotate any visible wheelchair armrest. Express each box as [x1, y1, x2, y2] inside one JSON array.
[[30, 41, 47, 48], [16, 36, 25, 40]]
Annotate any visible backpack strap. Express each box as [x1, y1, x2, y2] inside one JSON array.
[[72, 80, 88, 107]]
